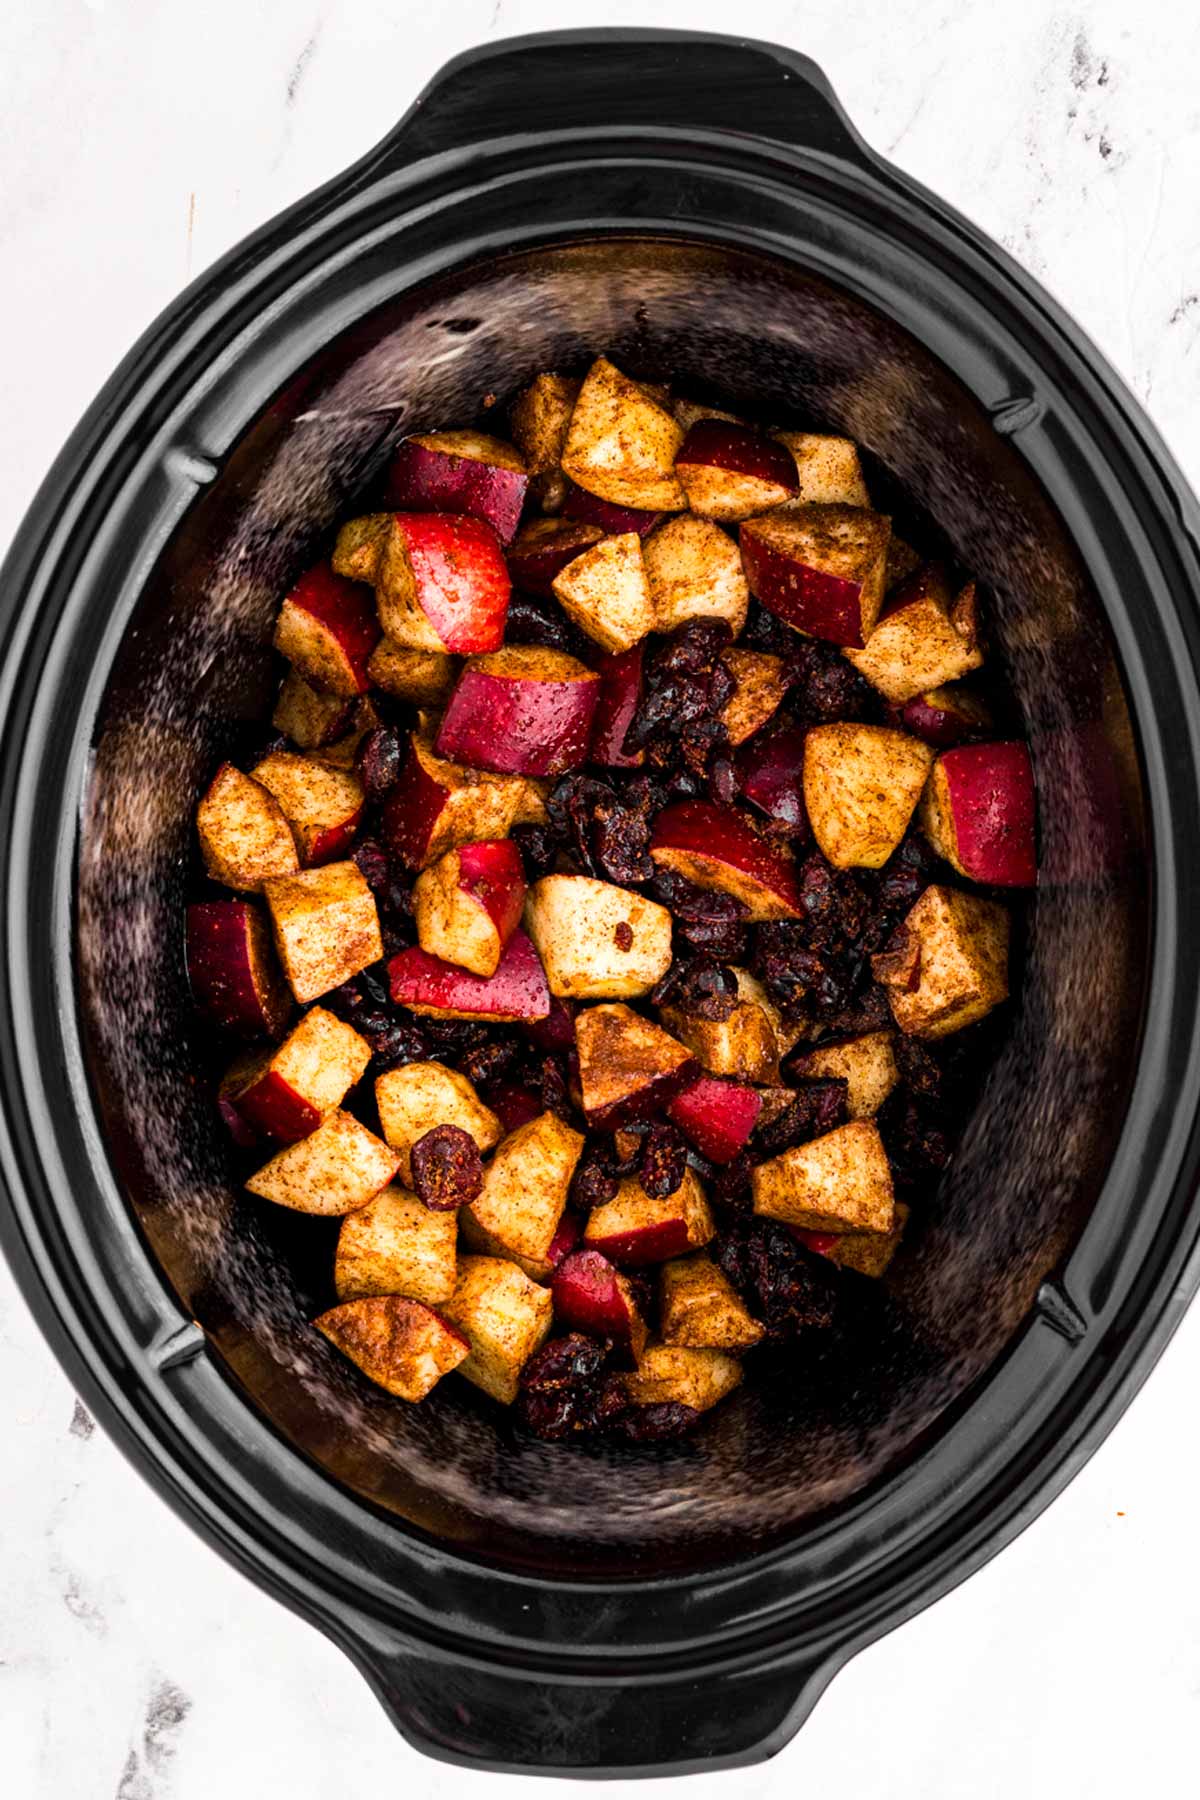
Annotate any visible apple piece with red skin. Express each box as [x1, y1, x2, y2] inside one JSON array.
[[590, 644, 645, 768], [224, 1004, 371, 1142], [435, 645, 600, 777], [185, 900, 292, 1039], [893, 682, 992, 747], [383, 733, 526, 871], [546, 1211, 583, 1269], [575, 1003, 699, 1128], [337, 512, 511, 655], [552, 1248, 648, 1357], [920, 742, 1036, 888], [315, 1294, 469, 1401], [719, 649, 788, 746], [413, 838, 527, 978], [218, 1089, 261, 1150], [740, 505, 891, 648], [792, 1201, 909, 1278], [666, 1074, 763, 1163], [649, 800, 802, 922], [488, 1083, 545, 1133], [736, 724, 809, 835], [583, 1169, 715, 1266], [250, 750, 365, 866], [388, 927, 550, 1023], [366, 639, 455, 706], [524, 993, 577, 1052], [273, 564, 380, 698], [385, 430, 529, 544], [562, 481, 665, 538], [272, 669, 353, 751], [675, 420, 799, 522], [510, 373, 580, 513], [506, 517, 603, 597]]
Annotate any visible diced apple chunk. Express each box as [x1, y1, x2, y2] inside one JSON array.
[[575, 1003, 698, 1127], [896, 683, 992, 748], [752, 1120, 894, 1234], [772, 432, 871, 506], [387, 928, 550, 1022], [366, 638, 455, 705], [273, 564, 380, 698], [330, 513, 390, 584], [661, 967, 786, 1083], [463, 1111, 584, 1274], [801, 1201, 910, 1278], [272, 669, 353, 750], [649, 801, 801, 921], [510, 372, 580, 512], [643, 515, 749, 635], [385, 430, 528, 545], [740, 506, 891, 648], [442, 1255, 554, 1404], [246, 1109, 400, 1214], [675, 420, 798, 522], [551, 1249, 647, 1357], [225, 1004, 370, 1141], [263, 861, 382, 1002], [375, 1061, 502, 1184], [623, 1341, 743, 1412], [666, 1074, 762, 1162], [435, 645, 600, 775], [561, 356, 686, 511], [197, 763, 299, 893], [803, 724, 934, 869], [523, 875, 672, 999], [789, 1030, 898, 1119], [845, 566, 983, 702], [413, 839, 527, 978], [250, 750, 364, 866], [334, 1185, 459, 1305], [919, 742, 1037, 888], [383, 733, 526, 870], [551, 532, 655, 653], [719, 650, 787, 746], [872, 884, 1009, 1039], [185, 899, 292, 1039], [315, 1295, 468, 1400], [659, 1254, 763, 1351], [584, 1169, 715, 1265], [350, 512, 510, 654]]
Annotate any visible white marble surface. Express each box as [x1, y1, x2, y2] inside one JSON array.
[[3, 2, 1200, 1794]]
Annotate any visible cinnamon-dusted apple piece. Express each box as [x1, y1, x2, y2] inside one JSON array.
[[551, 1249, 648, 1357], [772, 432, 871, 507], [197, 764, 299, 893], [185, 899, 292, 1039], [719, 650, 788, 746], [385, 430, 529, 544], [366, 639, 455, 706], [659, 1254, 764, 1351], [413, 839, 527, 978], [589, 644, 646, 768], [575, 1003, 698, 1127], [650, 800, 801, 921], [643, 515, 750, 636], [250, 750, 364, 866], [737, 722, 809, 833], [375, 1061, 502, 1184], [789, 1031, 898, 1120], [330, 513, 390, 583], [523, 875, 673, 999], [510, 372, 580, 513], [334, 512, 510, 654], [315, 1295, 468, 1401], [661, 967, 787, 1084], [919, 742, 1037, 888], [273, 564, 380, 697], [272, 669, 353, 751], [435, 645, 600, 776], [796, 1201, 910, 1278], [873, 884, 1009, 1039], [551, 532, 656, 653], [263, 860, 382, 1002], [895, 682, 992, 747], [462, 1111, 584, 1276], [246, 1108, 399, 1214], [507, 517, 604, 596], [561, 356, 686, 512], [674, 420, 798, 522], [383, 733, 526, 870], [666, 1074, 763, 1162], [334, 1185, 459, 1306], [803, 724, 934, 869], [740, 505, 891, 648], [752, 1120, 895, 1234], [562, 483, 665, 538], [442, 1255, 554, 1404], [223, 1004, 370, 1141], [623, 1341, 742, 1412], [388, 928, 550, 1023], [845, 566, 983, 702], [584, 1169, 715, 1265]]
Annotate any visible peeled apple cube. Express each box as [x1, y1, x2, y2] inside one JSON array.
[[623, 1341, 743, 1412], [522, 874, 673, 999], [334, 1185, 460, 1306], [752, 1120, 895, 1234], [246, 1109, 400, 1215], [561, 356, 686, 512], [464, 1110, 584, 1273], [802, 723, 934, 869], [719, 650, 788, 746], [873, 884, 1010, 1039], [789, 1030, 899, 1120], [845, 565, 982, 703], [315, 1295, 468, 1401], [197, 763, 299, 894], [366, 639, 455, 707], [262, 860, 383, 1003], [374, 1060, 502, 1185], [442, 1255, 555, 1405], [509, 373, 580, 512], [643, 514, 749, 636], [659, 1254, 764, 1351], [772, 432, 871, 507], [272, 669, 353, 750], [575, 1003, 698, 1128], [551, 532, 656, 654]]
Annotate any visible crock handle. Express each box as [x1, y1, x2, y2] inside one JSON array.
[[349, 1629, 843, 1775], [373, 29, 872, 172]]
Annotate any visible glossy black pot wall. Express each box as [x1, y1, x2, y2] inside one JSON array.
[[4, 29, 1200, 1778]]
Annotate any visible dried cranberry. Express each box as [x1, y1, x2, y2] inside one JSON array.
[[351, 836, 391, 894], [522, 1332, 609, 1389], [511, 824, 559, 880], [716, 1219, 837, 1340], [892, 1034, 944, 1104], [355, 727, 404, 802], [370, 1022, 431, 1072], [822, 983, 893, 1037], [638, 1122, 686, 1198], [754, 1077, 848, 1155], [410, 1125, 483, 1210], [505, 593, 593, 662], [791, 639, 878, 723], [610, 1401, 702, 1442], [593, 804, 654, 884], [516, 1390, 579, 1440], [517, 1332, 613, 1440], [570, 1142, 619, 1210], [710, 1149, 754, 1213], [672, 957, 738, 1021], [457, 1037, 521, 1089]]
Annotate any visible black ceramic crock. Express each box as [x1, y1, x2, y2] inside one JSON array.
[[4, 27, 1200, 1778]]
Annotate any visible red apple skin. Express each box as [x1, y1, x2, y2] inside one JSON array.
[[791, 1228, 841, 1257], [488, 1083, 545, 1133], [185, 901, 292, 1039], [382, 736, 448, 870], [586, 1061, 700, 1132], [435, 657, 599, 777], [740, 522, 868, 647], [524, 994, 576, 1052], [218, 1094, 261, 1150], [590, 645, 645, 768], [454, 839, 527, 952], [507, 520, 603, 597], [677, 420, 799, 488], [386, 438, 528, 545], [894, 688, 990, 748], [396, 513, 511, 653], [388, 927, 550, 1021], [230, 1068, 322, 1143], [563, 481, 664, 538], [547, 1212, 584, 1269], [736, 724, 810, 834], [649, 800, 803, 917], [280, 566, 380, 694], [667, 1075, 762, 1163], [584, 1217, 693, 1266], [306, 806, 364, 866], [552, 1248, 640, 1343], [936, 742, 1037, 887]]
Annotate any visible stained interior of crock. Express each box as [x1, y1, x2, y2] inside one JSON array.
[[76, 239, 1149, 1574]]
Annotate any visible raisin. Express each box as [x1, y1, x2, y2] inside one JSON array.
[[457, 1037, 521, 1089], [410, 1125, 483, 1211], [755, 1077, 848, 1155], [638, 1122, 687, 1198], [351, 836, 391, 894], [355, 727, 404, 802], [614, 920, 634, 951], [716, 1219, 837, 1340], [570, 1143, 619, 1210], [609, 1401, 702, 1442]]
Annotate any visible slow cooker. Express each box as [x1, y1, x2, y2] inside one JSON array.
[[3, 28, 1200, 1777]]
